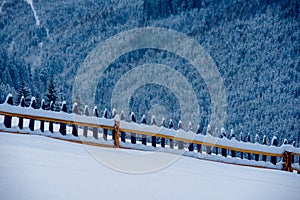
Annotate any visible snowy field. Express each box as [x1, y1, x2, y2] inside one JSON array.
[[0, 132, 299, 200]]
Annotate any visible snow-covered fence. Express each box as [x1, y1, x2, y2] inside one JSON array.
[[0, 94, 299, 174]]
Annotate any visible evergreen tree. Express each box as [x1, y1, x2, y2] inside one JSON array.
[[45, 79, 59, 110], [16, 81, 31, 106]]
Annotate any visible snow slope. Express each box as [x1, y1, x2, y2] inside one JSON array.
[[0, 132, 299, 200]]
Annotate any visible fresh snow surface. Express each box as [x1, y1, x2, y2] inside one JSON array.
[[0, 132, 299, 200]]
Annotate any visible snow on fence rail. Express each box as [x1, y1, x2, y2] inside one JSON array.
[[0, 94, 299, 174]]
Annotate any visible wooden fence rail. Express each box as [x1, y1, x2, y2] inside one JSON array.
[[0, 94, 299, 174]]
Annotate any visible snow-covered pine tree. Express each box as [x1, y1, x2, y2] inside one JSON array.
[[45, 78, 59, 111], [16, 81, 31, 106]]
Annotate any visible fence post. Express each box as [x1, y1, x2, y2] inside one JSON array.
[[141, 115, 147, 145], [206, 125, 212, 154], [291, 141, 296, 173], [196, 125, 202, 153], [151, 115, 156, 147], [247, 133, 251, 160], [4, 94, 13, 128], [49, 101, 54, 133], [72, 103, 79, 137], [120, 111, 126, 142], [40, 99, 46, 132], [92, 106, 99, 139], [130, 112, 136, 144], [178, 120, 184, 150], [271, 136, 278, 165], [220, 127, 227, 157], [29, 97, 36, 131], [83, 105, 89, 137], [160, 117, 166, 148], [102, 108, 108, 140], [239, 132, 243, 159], [114, 115, 120, 148], [283, 151, 293, 172], [111, 108, 117, 141], [230, 129, 236, 157], [188, 122, 194, 151], [254, 134, 260, 161], [18, 96, 25, 129], [169, 119, 174, 149], [59, 101, 67, 135], [262, 135, 267, 162]]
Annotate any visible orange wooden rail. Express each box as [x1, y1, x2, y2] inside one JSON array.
[[1, 107, 299, 173]]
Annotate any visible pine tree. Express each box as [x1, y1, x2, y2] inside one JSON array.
[[46, 78, 59, 110], [16, 81, 31, 106]]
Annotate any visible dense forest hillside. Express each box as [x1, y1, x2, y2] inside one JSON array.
[[0, 0, 299, 143]]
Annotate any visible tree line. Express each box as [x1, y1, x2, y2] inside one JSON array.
[[14, 79, 84, 113]]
